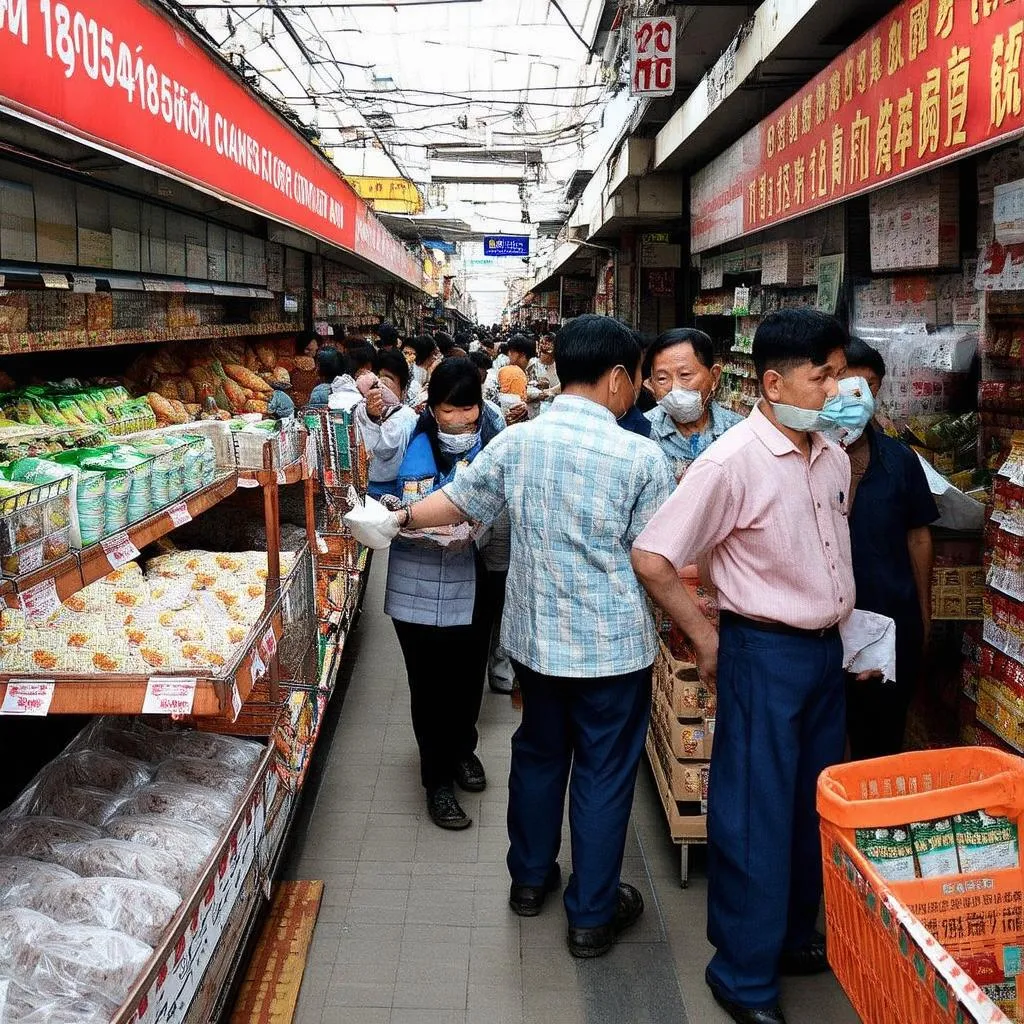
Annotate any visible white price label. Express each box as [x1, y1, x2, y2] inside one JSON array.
[[230, 682, 243, 721], [259, 627, 278, 661], [1, 681, 55, 716], [168, 502, 192, 528], [142, 677, 197, 716], [101, 532, 140, 569], [250, 650, 267, 683], [18, 579, 61, 623], [41, 272, 69, 289], [17, 542, 44, 575], [238, 477, 260, 489]]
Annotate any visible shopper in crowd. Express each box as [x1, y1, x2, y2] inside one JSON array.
[[403, 335, 440, 390], [840, 337, 938, 759], [632, 308, 854, 1024], [308, 347, 347, 408], [369, 315, 674, 960], [435, 332, 456, 358], [529, 333, 560, 414], [376, 321, 400, 349], [387, 358, 505, 831], [354, 348, 419, 500], [493, 342, 511, 370], [644, 328, 743, 480], [346, 344, 377, 379], [506, 335, 536, 374]]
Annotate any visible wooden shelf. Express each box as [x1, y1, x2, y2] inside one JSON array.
[[238, 457, 307, 488], [4, 473, 239, 611]]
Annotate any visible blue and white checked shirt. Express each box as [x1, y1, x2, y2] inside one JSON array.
[[645, 401, 744, 480], [443, 395, 675, 678]]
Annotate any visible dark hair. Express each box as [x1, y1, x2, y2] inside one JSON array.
[[508, 335, 537, 360], [408, 334, 438, 363], [331, 324, 347, 342], [468, 350, 493, 372], [845, 336, 887, 380], [427, 357, 483, 410], [555, 314, 643, 388], [376, 322, 399, 347], [448, 347, 469, 360], [497, 343, 509, 356], [347, 344, 376, 372], [434, 332, 455, 357], [752, 308, 849, 383], [315, 346, 344, 382], [454, 331, 473, 349], [373, 347, 411, 392], [642, 328, 715, 379]]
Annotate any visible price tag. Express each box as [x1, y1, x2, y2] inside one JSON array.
[[72, 274, 97, 293], [142, 677, 197, 716], [168, 502, 192, 528], [17, 542, 44, 575], [259, 627, 278, 662], [41, 272, 69, 290], [18, 579, 60, 623], [1, 681, 55, 716], [237, 477, 260, 489], [250, 650, 267, 684], [101, 532, 141, 570], [230, 681, 243, 721], [276, 468, 287, 485]]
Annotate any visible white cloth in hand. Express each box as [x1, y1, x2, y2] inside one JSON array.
[[840, 609, 898, 682], [343, 496, 402, 550]]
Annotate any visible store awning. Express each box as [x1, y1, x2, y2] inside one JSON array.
[[530, 239, 598, 295]]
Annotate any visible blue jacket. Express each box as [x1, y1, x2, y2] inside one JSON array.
[[619, 404, 652, 439], [384, 404, 504, 626]]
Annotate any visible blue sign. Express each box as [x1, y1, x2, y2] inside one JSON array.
[[423, 239, 457, 255], [483, 235, 530, 258]]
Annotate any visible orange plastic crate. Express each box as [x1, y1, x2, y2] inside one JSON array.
[[818, 749, 1024, 1024]]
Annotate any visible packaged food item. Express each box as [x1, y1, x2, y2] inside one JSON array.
[[0, 818, 103, 861], [103, 814, 216, 879], [169, 731, 263, 772], [910, 818, 961, 878], [155, 756, 250, 795], [954, 810, 1021, 872], [36, 749, 153, 794], [52, 838, 194, 897], [0, 857, 79, 908], [855, 826, 918, 881], [0, 907, 59, 977], [119, 784, 237, 830], [28, 784, 129, 827]]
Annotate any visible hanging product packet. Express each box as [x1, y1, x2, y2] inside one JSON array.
[[855, 826, 917, 881], [954, 811, 1021, 873], [910, 817, 961, 878]]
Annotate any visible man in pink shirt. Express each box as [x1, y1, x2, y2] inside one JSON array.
[[632, 309, 854, 1024]]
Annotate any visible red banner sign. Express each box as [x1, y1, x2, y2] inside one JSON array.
[[355, 206, 423, 288], [692, 0, 1024, 253], [0, 0, 417, 284], [630, 16, 676, 97]]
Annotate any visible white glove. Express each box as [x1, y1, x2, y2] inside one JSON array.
[[343, 497, 403, 550]]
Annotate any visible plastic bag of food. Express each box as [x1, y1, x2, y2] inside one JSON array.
[[104, 814, 216, 880], [170, 731, 264, 773], [52, 839, 193, 897], [0, 857, 79, 908], [22, 876, 180, 946], [28, 784, 129, 827], [37, 750, 153, 795], [88, 720, 181, 765], [0, 906, 59, 976], [155, 756, 250, 795], [0, 982, 116, 1024], [23, 923, 153, 1007], [119, 783, 237, 830], [0, 818, 102, 861]]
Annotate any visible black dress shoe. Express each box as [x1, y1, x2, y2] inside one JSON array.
[[426, 786, 472, 830], [778, 933, 829, 976], [567, 883, 644, 958], [707, 976, 788, 1024], [455, 753, 487, 793], [509, 864, 562, 917]]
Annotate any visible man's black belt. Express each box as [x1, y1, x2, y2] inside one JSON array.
[[719, 610, 840, 640]]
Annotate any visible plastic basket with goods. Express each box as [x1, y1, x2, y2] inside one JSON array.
[[817, 748, 1024, 1023]]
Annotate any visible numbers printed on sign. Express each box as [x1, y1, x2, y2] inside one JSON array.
[[18, 542, 44, 575], [1, 681, 56, 717], [168, 502, 192, 527], [143, 677, 197, 716], [101, 531, 141, 569], [18, 579, 61, 623]]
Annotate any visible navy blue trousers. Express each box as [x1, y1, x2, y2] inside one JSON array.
[[707, 620, 845, 1009], [508, 662, 652, 928]]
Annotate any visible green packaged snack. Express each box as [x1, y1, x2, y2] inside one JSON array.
[[910, 818, 960, 878], [954, 812, 1020, 873], [855, 826, 917, 882]]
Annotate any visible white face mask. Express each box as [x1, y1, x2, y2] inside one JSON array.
[[658, 387, 705, 425], [770, 402, 832, 433], [437, 429, 480, 456], [613, 365, 641, 421], [821, 376, 876, 446]]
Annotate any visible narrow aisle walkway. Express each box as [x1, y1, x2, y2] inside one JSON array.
[[285, 561, 859, 1024]]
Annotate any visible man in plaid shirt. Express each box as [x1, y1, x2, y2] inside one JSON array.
[[374, 315, 674, 959]]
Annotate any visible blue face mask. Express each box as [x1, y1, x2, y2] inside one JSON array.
[[821, 377, 876, 445]]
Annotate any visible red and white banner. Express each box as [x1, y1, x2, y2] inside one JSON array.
[[0, 0, 419, 285], [630, 16, 676, 97]]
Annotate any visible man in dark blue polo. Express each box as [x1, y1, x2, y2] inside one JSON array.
[[841, 338, 939, 759]]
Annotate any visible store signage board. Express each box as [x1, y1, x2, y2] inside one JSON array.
[[630, 17, 676, 97], [691, 0, 1024, 252], [0, 0, 422, 270], [483, 236, 530, 258], [354, 205, 422, 287]]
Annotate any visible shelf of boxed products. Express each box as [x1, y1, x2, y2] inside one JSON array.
[[0, 714, 293, 1024], [2, 472, 240, 614], [0, 547, 312, 720], [0, 322, 300, 356]]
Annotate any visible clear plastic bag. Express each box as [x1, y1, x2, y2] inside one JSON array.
[[0, 857, 79, 908], [155, 756, 250, 796], [51, 839, 194, 898], [0, 977, 115, 1024], [0, 818, 102, 861], [22, 876, 181, 946], [29, 784, 129, 827], [104, 813, 216, 873], [169, 731, 264, 774], [122, 782, 238, 830], [0, 906, 59, 976], [88, 720, 180, 765], [37, 750, 153, 795]]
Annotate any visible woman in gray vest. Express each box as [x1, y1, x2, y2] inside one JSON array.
[[386, 358, 505, 831]]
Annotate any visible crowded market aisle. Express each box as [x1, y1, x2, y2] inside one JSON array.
[[283, 559, 859, 1024]]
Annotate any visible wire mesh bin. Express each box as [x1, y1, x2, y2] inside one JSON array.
[[232, 425, 303, 472], [302, 407, 368, 494], [0, 476, 72, 577], [818, 749, 1024, 1023]]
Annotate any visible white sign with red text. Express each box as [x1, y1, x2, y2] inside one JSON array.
[[630, 17, 676, 97]]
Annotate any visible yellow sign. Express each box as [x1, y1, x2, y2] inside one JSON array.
[[345, 176, 424, 215]]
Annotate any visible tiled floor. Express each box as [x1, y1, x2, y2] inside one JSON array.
[[284, 562, 861, 1024]]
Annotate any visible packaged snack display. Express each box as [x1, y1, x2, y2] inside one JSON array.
[[0, 819, 103, 862], [52, 839, 194, 897], [953, 811, 1021, 872], [855, 826, 918, 882], [910, 818, 961, 878], [119, 784, 237, 830], [103, 814, 216, 883], [155, 755, 251, 795]]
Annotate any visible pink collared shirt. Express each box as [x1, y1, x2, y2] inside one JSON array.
[[634, 402, 855, 630]]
